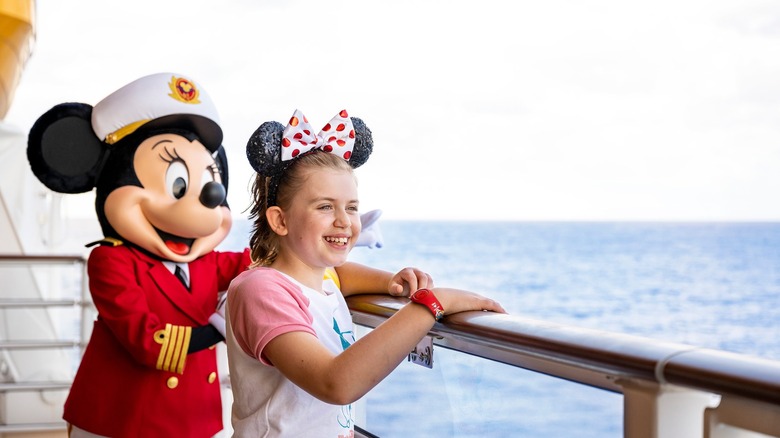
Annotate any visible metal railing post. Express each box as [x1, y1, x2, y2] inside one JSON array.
[[0, 254, 88, 436]]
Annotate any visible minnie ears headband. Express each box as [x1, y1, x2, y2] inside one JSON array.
[[246, 109, 373, 179]]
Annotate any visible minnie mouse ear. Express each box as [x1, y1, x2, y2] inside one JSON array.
[[348, 117, 373, 169], [246, 120, 284, 177], [213, 145, 230, 207], [27, 103, 106, 194]]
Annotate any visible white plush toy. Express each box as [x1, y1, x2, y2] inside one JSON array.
[[355, 209, 384, 249]]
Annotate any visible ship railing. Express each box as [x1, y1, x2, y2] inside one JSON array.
[[346, 294, 780, 438], [0, 254, 90, 436], [2, 254, 778, 437]]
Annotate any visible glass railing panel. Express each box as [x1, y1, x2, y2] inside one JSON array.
[[360, 332, 622, 437]]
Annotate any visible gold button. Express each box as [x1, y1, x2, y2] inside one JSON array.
[[166, 377, 179, 389], [208, 372, 217, 384]]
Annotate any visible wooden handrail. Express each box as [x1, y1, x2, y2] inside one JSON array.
[[346, 295, 780, 406]]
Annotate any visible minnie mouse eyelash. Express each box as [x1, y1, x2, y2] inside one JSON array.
[[159, 145, 182, 163]]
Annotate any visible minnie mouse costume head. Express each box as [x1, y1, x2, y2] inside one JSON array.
[[27, 72, 232, 262]]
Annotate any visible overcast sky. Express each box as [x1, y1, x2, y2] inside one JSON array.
[[7, 0, 780, 221]]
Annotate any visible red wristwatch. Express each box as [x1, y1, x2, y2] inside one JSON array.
[[410, 288, 445, 321]]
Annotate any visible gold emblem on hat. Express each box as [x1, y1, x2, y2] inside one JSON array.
[[168, 76, 201, 104]]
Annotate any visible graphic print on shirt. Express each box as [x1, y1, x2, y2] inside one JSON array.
[[332, 318, 355, 351], [338, 403, 354, 432], [333, 308, 355, 434]]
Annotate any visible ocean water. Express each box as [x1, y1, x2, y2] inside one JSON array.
[[219, 220, 780, 437]]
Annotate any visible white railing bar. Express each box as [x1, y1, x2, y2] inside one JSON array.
[[0, 381, 71, 392]]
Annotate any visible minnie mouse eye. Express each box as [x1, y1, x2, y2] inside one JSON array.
[[165, 160, 189, 199], [172, 177, 186, 199]]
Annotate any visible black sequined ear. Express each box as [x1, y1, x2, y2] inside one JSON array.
[[348, 117, 373, 169], [246, 121, 284, 177]]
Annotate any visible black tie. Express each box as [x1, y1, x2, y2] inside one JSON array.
[[174, 265, 189, 290]]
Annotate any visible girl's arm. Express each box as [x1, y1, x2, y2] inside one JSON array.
[[335, 261, 433, 297], [263, 287, 505, 405]]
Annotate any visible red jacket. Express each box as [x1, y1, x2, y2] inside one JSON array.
[[64, 244, 250, 438]]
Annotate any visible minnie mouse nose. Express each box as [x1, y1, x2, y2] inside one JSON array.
[[200, 181, 226, 209]]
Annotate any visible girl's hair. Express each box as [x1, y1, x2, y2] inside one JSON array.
[[248, 151, 355, 267]]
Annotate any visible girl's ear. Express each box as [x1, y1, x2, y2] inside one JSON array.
[[265, 206, 288, 236]]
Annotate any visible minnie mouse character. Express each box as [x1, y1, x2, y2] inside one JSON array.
[[27, 73, 250, 438]]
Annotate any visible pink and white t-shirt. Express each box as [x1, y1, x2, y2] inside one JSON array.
[[226, 267, 356, 438]]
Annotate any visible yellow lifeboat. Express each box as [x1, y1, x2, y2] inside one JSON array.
[[0, 0, 34, 120]]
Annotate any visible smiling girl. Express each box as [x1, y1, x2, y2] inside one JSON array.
[[226, 110, 505, 437]]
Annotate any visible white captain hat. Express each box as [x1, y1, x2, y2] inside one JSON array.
[[91, 72, 222, 151]]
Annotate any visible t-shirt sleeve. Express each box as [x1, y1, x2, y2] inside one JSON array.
[[227, 269, 316, 365]]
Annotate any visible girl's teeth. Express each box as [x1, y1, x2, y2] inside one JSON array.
[[325, 237, 348, 245]]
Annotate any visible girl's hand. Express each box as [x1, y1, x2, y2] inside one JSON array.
[[388, 267, 434, 296], [430, 287, 507, 315]]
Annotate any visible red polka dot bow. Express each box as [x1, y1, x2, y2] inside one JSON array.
[[281, 109, 355, 161]]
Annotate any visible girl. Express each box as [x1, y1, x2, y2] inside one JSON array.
[[226, 109, 505, 437]]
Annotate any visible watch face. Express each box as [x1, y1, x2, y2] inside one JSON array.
[[413, 289, 431, 300]]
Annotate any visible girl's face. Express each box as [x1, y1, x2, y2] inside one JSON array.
[[277, 167, 361, 270]]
